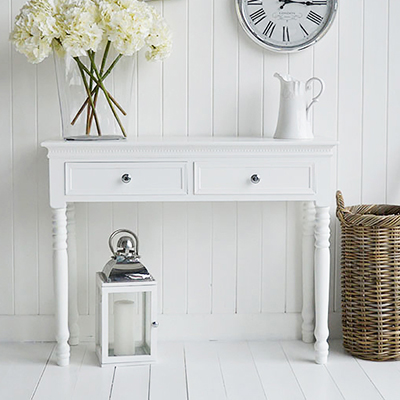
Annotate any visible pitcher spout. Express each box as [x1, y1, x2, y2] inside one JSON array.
[[274, 72, 289, 84]]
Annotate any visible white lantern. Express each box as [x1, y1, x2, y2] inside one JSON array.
[[95, 230, 158, 366]]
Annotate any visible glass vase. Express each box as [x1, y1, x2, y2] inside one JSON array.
[[54, 47, 134, 140]]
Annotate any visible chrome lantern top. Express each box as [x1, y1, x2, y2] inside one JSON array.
[[101, 229, 153, 283], [110, 229, 140, 261]]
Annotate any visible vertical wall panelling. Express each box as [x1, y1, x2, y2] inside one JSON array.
[[12, 0, 39, 315], [187, 203, 213, 314], [188, 0, 213, 137], [336, 0, 364, 205], [237, 202, 263, 314], [211, 202, 237, 314], [4, 0, 400, 341], [0, 0, 13, 315], [261, 202, 286, 313], [37, 57, 59, 315], [75, 204, 89, 316], [162, 203, 187, 314], [112, 203, 138, 235], [137, 1, 163, 136], [362, 0, 389, 203], [163, 0, 188, 136], [137, 203, 163, 311], [238, 32, 263, 137], [213, 0, 238, 137], [285, 202, 303, 313], [386, 0, 400, 204], [87, 203, 113, 315], [313, 17, 339, 139]]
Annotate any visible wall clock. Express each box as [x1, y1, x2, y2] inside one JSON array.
[[236, 0, 338, 53]]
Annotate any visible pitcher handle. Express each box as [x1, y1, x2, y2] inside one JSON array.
[[306, 77, 324, 116]]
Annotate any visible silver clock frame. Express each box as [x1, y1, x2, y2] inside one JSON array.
[[235, 0, 338, 53]]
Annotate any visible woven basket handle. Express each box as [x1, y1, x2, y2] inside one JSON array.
[[336, 190, 345, 211]]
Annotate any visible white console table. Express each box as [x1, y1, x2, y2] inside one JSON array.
[[42, 137, 336, 367]]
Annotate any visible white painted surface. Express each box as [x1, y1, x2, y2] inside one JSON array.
[[2, 0, 399, 344], [2, 340, 399, 400], [42, 139, 334, 365]]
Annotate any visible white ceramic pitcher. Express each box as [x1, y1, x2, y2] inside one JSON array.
[[273, 73, 324, 140]]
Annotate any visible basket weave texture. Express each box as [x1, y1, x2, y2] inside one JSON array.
[[336, 191, 400, 361]]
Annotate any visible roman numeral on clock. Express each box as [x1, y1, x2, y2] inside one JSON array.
[[249, 8, 266, 25], [263, 21, 276, 37], [247, 0, 263, 5], [299, 23, 309, 37], [307, 10, 323, 25], [283, 26, 290, 42]]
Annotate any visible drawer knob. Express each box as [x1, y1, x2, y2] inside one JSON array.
[[121, 173, 132, 184], [250, 174, 261, 184]]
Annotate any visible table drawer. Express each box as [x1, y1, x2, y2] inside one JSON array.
[[194, 161, 314, 195], [66, 162, 188, 196]]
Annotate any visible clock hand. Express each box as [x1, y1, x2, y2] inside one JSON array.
[[279, 0, 325, 8]]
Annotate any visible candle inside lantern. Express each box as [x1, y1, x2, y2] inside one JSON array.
[[113, 300, 136, 356]]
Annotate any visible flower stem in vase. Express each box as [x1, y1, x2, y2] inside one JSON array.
[[74, 56, 102, 136], [70, 51, 126, 135], [86, 63, 95, 135], [87, 43, 111, 133], [87, 51, 127, 137]]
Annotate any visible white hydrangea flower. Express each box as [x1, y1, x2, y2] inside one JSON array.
[[11, 0, 172, 64], [56, 0, 104, 57], [10, 0, 59, 63], [98, 0, 154, 56], [145, 8, 172, 62]]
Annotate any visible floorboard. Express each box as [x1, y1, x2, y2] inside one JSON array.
[[280, 341, 344, 400], [1, 340, 400, 400], [33, 343, 87, 400], [217, 342, 267, 400], [148, 342, 187, 400], [356, 355, 400, 400], [249, 341, 305, 400], [111, 364, 150, 400], [184, 341, 227, 400], [325, 341, 384, 400], [68, 343, 114, 400], [0, 342, 53, 400]]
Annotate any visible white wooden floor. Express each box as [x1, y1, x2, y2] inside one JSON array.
[[1, 340, 399, 400]]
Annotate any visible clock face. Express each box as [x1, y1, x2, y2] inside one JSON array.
[[236, 0, 338, 52]]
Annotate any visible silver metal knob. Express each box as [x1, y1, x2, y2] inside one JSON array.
[[152, 321, 159, 328], [121, 173, 131, 184], [250, 174, 261, 184]]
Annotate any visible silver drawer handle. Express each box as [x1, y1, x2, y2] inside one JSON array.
[[250, 174, 261, 184], [121, 173, 131, 184]]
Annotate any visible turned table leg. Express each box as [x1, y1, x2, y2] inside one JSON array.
[[314, 206, 330, 365], [67, 203, 79, 346], [302, 201, 316, 343], [52, 207, 70, 366]]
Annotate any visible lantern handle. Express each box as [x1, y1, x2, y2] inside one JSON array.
[[108, 229, 139, 257]]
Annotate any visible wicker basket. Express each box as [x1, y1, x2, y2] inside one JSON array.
[[336, 191, 400, 361]]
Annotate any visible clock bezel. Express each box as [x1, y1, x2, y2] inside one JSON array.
[[235, 0, 338, 53]]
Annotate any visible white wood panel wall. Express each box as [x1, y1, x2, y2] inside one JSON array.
[[0, 0, 398, 340]]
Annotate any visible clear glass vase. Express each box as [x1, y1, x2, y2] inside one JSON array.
[[54, 47, 134, 140]]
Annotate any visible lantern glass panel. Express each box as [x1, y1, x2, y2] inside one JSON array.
[[108, 291, 152, 357]]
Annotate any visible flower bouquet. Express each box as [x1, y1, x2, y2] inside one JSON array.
[[11, 0, 172, 139]]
